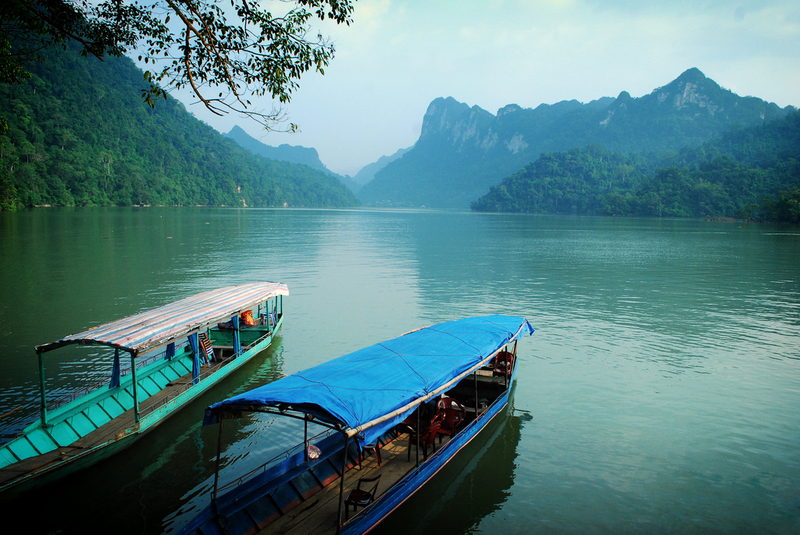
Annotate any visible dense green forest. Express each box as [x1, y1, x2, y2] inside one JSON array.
[[0, 43, 359, 210], [471, 112, 800, 222]]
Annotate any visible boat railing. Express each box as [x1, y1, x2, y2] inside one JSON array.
[[245, 313, 283, 346], [216, 428, 337, 495], [48, 344, 186, 412], [47, 321, 278, 416], [49, 379, 111, 411], [241, 330, 272, 352]]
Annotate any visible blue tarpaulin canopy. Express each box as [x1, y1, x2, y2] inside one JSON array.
[[204, 315, 534, 447]]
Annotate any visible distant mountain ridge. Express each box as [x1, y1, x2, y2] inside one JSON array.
[[224, 125, 368, 192], [351, 146, 412, 187], [225, 126, 332, 174], [358, 68, 794, 208]]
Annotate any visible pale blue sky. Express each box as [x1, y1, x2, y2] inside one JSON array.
[[171, 0, 800, 176]]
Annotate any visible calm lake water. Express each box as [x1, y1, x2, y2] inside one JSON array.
[[0, 207, 798, 534]]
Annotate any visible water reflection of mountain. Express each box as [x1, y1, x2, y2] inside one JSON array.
[[372, 404, 524, 535], [395, 212, 535, 319]]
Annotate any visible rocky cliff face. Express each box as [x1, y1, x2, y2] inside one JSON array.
[[600, 67, 779, 127], [419, 97, 496, 149], [358, 69, 793, 208], [654, 68, 723, 112]]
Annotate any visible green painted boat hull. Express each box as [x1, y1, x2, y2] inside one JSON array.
[[0, 315, 284, 498]]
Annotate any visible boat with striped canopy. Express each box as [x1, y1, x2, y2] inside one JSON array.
[[0, 282, 288, 497], [178, 315, 533, 535]]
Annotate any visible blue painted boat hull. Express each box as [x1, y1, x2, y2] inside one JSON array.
[[342, 374, 517, 534], [176, 316, 532, 535]]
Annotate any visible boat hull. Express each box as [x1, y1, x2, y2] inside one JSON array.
[[175, 315, 533, 535], [176, 378, 517, 535], [0, 316, 284, 498]]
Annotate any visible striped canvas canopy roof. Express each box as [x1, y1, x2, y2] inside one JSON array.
[[36, 282, 288, 355]]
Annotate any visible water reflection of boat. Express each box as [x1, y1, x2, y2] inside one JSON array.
[[179, 315, 534, 535], [0, 282, 288, 497]]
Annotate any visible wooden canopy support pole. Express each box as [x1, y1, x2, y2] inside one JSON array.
[[234, 319, 241, 358], [37, 350, 48, 427], [415, 408, 420, 466], [336, 433, 349, 533], [508, 341, 518, 388], [475, 370, 479, 415], [130, 351, 140, 423], [504, 344, 509, 389], [304, 419, 309, 463]]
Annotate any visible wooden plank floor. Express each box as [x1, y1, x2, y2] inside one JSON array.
[[260, 432, 451, 535]]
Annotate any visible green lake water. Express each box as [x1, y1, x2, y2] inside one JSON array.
[[0, 207, 798, 534]]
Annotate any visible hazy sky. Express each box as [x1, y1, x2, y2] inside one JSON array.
[[170, 0, 800, 176]]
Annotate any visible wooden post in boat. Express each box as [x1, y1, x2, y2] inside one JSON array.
[[415, 408, 420, 466], [474, 371, 479, 416], [234, 315, 241, 358], [304, 419, 309, 463], [130, 351, 140, 423], [213, 419, 224, 504], [37, 350, 48, 426], [337, 433, 349, 532]]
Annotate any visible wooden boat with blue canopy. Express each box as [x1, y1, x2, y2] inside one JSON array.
[[0, 282, 288, 497], [178, 315, 533, 535]]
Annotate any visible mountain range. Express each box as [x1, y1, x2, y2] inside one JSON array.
[[3, 45, 796, 215], [350, 146, 412, 190], [470, 110, 800, 220], [222, 125, 366, 191], [358, 68, 794, 208], [224, 126, 335, 175]]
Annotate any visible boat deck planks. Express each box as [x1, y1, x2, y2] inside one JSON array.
[[261, 432, 450, 535]]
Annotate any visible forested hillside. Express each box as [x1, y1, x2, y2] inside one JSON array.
[[471, 112, 800, 222], [0, 43, 359, 210]]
